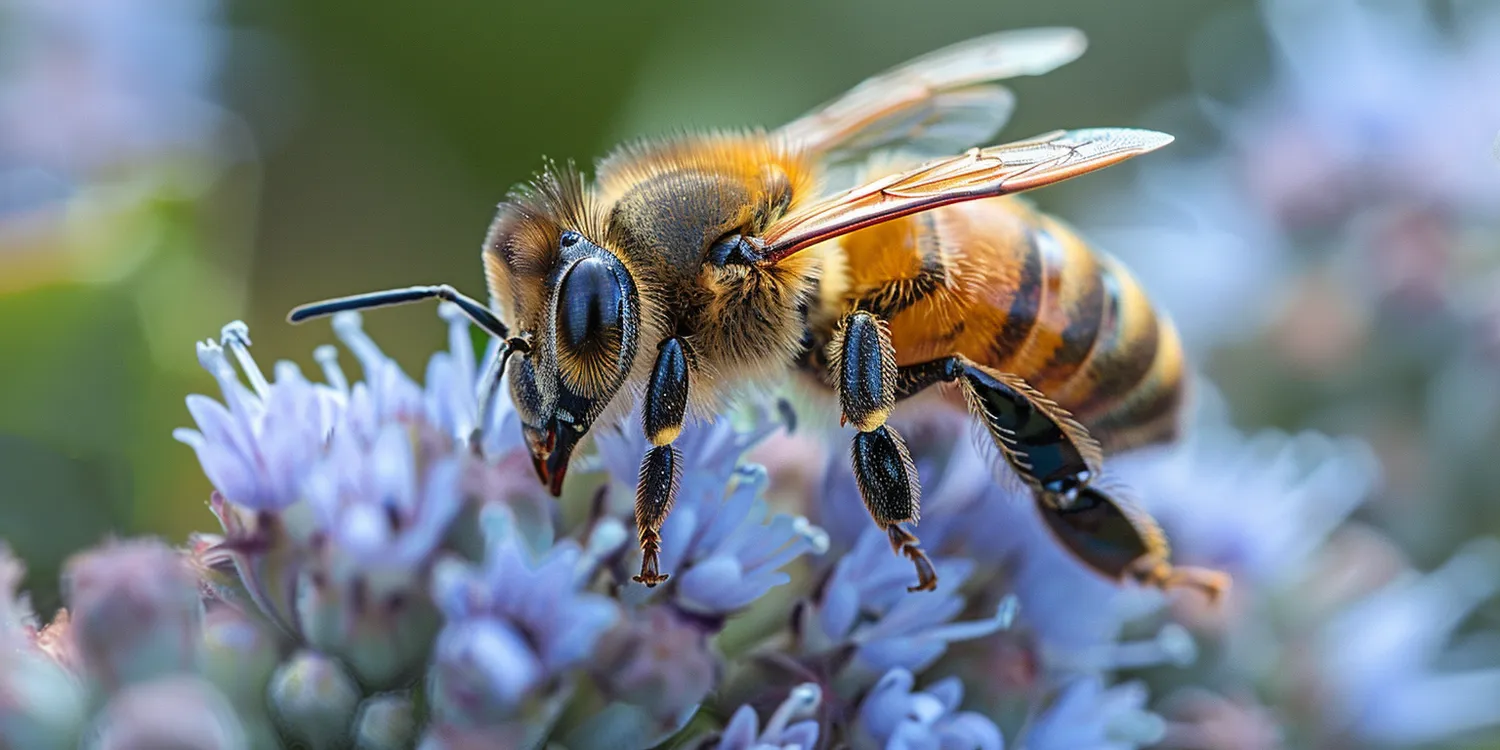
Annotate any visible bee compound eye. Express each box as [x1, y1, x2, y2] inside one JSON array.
[[556, 256, 624, 358]]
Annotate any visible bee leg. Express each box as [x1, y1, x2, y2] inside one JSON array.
[[894, 356, 1102, 505], [895, 356, 1229, 599], [632, 337, 690, 587], [1042, 484, 1231, 603], [833, 311, 938, 592]]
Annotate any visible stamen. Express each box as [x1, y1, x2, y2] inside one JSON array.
[[1076, 623, 1197, 671], [331, 311, 389, 382], [439, 302, 480, 441], [196, 339, 263, 429], [438, 302, 478, 383], [764, 682, 822, 737], [576, 517, 628, 586], [793, 516, 832, 556], [752, 515, 831, 573], [905, 594, 1021, 644], [1106, 708, 1167, 746], [220, 321, 270, 400], [313, 345, 349, 396]]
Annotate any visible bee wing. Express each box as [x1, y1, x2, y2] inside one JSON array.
[[776, 28, 1086, 163], [759, 128, 1172, 264]]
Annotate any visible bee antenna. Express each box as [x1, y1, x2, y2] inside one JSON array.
[[287, 284, 511, 340]]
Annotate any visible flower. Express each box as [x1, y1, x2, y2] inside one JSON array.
[[799, 525, 1018, 684], [267, 650, 361, 749], [1315, 537, 1500, 746], [174, 308, 542, 688], [0, 0, 226, 210], [715, 684, 822, 750], [89, 676, 246, 750], [1021, 677, 1166, 750], [0, 546, 87, 750], [595, 405, 829, 617], [853, 668, 1003, 750], [63, 539, 203, 690], [427, 504, 620, 726], [1107, 401, 1381, 589], [590, 606, 719, 727]]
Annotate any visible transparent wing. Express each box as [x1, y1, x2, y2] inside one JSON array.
[[776, 28, 1087, 164], [760, 128, 1173, 263]]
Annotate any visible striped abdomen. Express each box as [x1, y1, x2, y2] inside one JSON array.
[[823, 196, 1186, 453]]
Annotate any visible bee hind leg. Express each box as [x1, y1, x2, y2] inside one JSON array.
[[833, 311, 938, 592], [632, 337, 691, 587], [894, 355, 1230, 600]]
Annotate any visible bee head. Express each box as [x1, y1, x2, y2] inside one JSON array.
[[507, 229, 639, 495]]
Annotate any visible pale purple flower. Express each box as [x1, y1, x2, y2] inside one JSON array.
[[1021, 677, 1166, 750], [174, 322, 343, 514], [590, 606, 718, 727], [62, 539, 203, 690], [1318, 537, 1500, 746], [0, 546, 87, 750], [428, 504, 620, 724], [1109, 400, 1380, 589], [596, 406, 829, 616], [714, 683, 822, 750], [1080, 0, 1500, 348], [0, 0, 226, 215], [170, 309, 554, 695], [801, 525, 1017, 683], [87, 676, 247, 750], [854, 668, 1003, 750]]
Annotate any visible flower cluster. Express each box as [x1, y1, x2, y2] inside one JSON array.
[[4, 278, 1500, 747]]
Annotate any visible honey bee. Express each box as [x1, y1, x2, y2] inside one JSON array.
[[290, 28, 1229, 599]]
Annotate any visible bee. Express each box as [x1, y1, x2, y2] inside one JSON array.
[[290, 28, 1229, 599]]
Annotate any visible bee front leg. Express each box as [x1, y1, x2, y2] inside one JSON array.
[[894, 355, 1228, 601], [832, 311, 938, 593], [633, 337, 690, 587]]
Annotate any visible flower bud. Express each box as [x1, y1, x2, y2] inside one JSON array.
[[297, 563, 440, 690], [199, 605, 281, 712], [0, 649, 87, 750], [354, 693, 417, 750], [268, 651, 360, 750], [63, 540, 203, 690], [591, 606, 717, 726], [86, 676, 245, 750]]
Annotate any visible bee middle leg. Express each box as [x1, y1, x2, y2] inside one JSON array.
[[632, 337, 690, 586], [831, 310, 939, 592]]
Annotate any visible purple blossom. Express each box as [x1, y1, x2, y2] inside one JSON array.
[[714, 684, 822, 750], [595, 406, 829, 616], [1021, 677, 1165, 750], [801, 525, 1018, 683], [1108, 396, 1380, 588], [854, 668, 1004, 750], [1318, 537, 1500, 746], [428, 503, 621, 725], [0, 0, 226, 215]]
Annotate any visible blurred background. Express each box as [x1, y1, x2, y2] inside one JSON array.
[[1, 0, 1498, 745]]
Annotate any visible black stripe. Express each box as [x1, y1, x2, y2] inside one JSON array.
[[990, 225, 1045, 363], [1037, 231, 1106, 384], [1091, 372, 1185, 452], [1077, 272, 1160, 415], [854, 215, 949, 319]]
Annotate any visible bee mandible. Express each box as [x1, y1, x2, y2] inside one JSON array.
[[290, 28, 1230, 600]]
